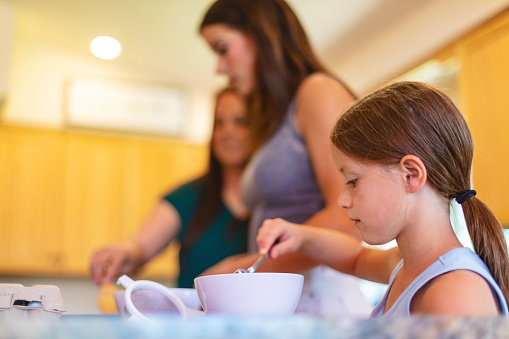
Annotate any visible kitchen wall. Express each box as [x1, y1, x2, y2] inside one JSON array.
[[0, 2, 14, 104], [0, 2, 212, 315], [0, 1, 213, 144], [3, 1, 509, 139]]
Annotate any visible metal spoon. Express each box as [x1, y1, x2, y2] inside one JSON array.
[[234, 254, 267, 274], [235, 239, 279, 274]]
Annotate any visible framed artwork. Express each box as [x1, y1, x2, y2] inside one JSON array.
[[65, 76, 189, 136]]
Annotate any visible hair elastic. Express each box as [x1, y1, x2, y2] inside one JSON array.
[[456, 190, 476, 204]]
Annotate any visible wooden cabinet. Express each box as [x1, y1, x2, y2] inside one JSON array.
[[0, 128, 65, 274], [124, 139, 207, 279], [0, 126, 208, 279], [457, 10, 509, 225], [61, 133, 125, 274], [396, 9, 509, 226]]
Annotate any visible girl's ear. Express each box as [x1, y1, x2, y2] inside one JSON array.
[[399, 155, 427, 193]]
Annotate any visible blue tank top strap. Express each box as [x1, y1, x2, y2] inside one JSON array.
[[284, 97, 305, 143]]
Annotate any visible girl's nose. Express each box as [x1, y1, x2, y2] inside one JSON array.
[[337, 191, 351, 209], [216, 58, 227, 75]]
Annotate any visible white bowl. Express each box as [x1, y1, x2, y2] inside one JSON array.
[[194, 273, 304, 316]]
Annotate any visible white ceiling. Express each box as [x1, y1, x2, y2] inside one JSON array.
[[0, 0, 430, 92], [2, 0, 509, 95]]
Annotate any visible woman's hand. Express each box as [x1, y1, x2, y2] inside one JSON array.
[[256, 218, 304, 258], [90, 201, 181, 285], [90, 242, 143, 285]]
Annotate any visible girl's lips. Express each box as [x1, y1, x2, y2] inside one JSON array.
[[350, 218, 360, 226]]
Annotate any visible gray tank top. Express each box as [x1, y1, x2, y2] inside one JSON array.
[[241, 99, 324, 252], [370, 247, 508, 317], [241, 98, 372, 317]]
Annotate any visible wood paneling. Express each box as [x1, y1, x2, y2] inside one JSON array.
[[0, 128, 65, 274], [457, 10, 509, 224], [0, 126, 208, 279], [128, 140, 208, 279], [62, 133, 125, 274]]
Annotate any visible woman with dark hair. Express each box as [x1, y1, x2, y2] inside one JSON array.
[[257, 81, 509, 317], [199, 0, 371, 316], [90, 88, 250, 288]]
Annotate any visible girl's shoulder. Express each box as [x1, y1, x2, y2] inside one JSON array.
[[411, 269, 501, 316]]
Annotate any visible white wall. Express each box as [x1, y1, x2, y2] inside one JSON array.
[[0, 2, 14, 102], [3, 0, 509, 137], [1, 3, 214, 144]]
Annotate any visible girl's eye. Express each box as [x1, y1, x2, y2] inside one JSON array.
[[235, 117, 249, 127], [346, 179, 357, 186], [215, 45, 227, 56]]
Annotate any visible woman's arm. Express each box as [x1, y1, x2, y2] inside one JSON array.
[[295, 73, 359, 236], [90, 200, 181, 284]]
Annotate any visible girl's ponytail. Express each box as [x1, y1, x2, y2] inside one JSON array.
[[463, 197, 509, 305]]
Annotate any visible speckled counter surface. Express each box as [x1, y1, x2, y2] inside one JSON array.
[[1, 315, 509, 338]]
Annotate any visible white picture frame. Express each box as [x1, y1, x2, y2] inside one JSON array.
[[65, 76, 189, 136]]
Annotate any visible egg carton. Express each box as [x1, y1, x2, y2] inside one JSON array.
[[0, 283, 66, 321]]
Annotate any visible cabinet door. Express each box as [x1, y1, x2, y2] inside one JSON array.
[[128, 139, 208, 279], [0, 127, 208, 278], [458, 13, 509, 225], [61, 133, 124, 274], [60, 134, 208, 277], [0, 128, 65, 274]]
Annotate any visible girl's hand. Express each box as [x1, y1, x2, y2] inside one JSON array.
[[199, 253, 250, 276], [256, 218, 303, 258]]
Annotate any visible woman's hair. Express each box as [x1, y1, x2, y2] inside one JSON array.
[[180, 87, 246, 263], [200, 0, 352, 149], [330, 81, 509, 305]]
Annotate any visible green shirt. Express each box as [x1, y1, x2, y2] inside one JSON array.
[[163, 178, 248, 288]]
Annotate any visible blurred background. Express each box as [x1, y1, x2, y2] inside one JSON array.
[[1, 0, 509, 314]]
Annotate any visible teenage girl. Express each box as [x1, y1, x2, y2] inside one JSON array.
[[198, 0, 371, 316]]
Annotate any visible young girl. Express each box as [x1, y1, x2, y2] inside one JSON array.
[[257, 81, 509, 317]]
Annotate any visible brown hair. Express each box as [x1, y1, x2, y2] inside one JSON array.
[[330, 81, 509, 305], [180, 87, 247, 262], [200, 0, 353, 150]]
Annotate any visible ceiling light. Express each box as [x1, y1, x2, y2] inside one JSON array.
[[90, 36, 122, 60]]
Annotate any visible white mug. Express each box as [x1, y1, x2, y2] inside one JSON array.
[[117, 275, 190, 322]]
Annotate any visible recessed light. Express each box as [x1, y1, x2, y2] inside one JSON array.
[[90, 36, 122, 60]]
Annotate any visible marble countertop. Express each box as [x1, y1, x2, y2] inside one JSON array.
[[1, 314, 509, 338]]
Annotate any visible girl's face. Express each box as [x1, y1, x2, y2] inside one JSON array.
[[212, 92, 250, 168], [201, 24, 257, 95], [332, 148, 409, 246]]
